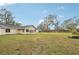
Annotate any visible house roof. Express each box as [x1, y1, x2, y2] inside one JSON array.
[[24, 25, 37, 29], [0, 22, 37, 30]]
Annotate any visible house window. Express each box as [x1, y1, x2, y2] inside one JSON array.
[[17, 29, 24, 32], [29, 30, 33, 32], [22, 29, 24, 32], [26, 29, 29, 32], [5, 29, 10, 32]]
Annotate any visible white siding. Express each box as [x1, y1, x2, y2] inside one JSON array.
[[0, 29, 16, 35], [24, 27, 38, 34], [0, 26, 38, 35]]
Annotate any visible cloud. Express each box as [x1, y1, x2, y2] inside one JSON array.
[[39, 19, 44, 24], [0, 3, 14, 6], [57, 6, 64, 10], [58, 15, 64, 18], [18, 21, 22, 23]]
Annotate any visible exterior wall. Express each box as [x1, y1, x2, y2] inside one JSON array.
[[0, 27, 38, 35], [0, 29, 6, 35], [0, 29, 16, 35], [0, 28, 2, 35], [25, 27, 36, 31], [24, 27, 37, 34], [16, 29, 24, 34]]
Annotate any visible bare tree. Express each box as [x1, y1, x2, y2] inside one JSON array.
[[0, 8, 22, 26], [37, 14, 58, 32], [43, 14, 56, 31], [61, 17, 77, 31]]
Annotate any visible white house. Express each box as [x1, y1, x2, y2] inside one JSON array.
[[0, 22, 38, 35]]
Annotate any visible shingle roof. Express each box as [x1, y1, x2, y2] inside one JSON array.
[[0, 22, 36, 29], [24, 25, 37, 29]]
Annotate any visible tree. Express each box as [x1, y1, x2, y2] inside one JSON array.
[[37, 22, 44, 31], [43, 14, 56, 31], [37, 14, 58, 31], [0, 8, 22, 26], [15, 22, 22, 26], [54, 18, 60, 32], [61, 17, 77, 31], [75, 19, 79, 26], [39, 14, 58, 31], [0, 8, 13, 24], [37, 14, 52, 31]]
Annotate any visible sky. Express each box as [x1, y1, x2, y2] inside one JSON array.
[[0, 3, 79, 27]]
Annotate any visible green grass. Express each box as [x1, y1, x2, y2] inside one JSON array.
[[0, 32, 79, 55]]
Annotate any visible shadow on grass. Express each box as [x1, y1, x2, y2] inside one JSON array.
[[68, 35, 79, 39]]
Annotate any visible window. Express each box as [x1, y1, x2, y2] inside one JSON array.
[[17, 29, 24, 33], [26, 29, 29, 32], [29, 30, 33, 32], [5, 29, 10, 32], [22, 29, 24, 32]]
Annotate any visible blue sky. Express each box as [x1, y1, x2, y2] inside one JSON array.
[[0, 3, 79, 26]]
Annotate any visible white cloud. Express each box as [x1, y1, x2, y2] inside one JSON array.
[[58, 15, 64, 18], [57, 6, 64, 10], [39, 19, 44, 24], [0, 3, 14, 6], [18, 21, 22, 23]]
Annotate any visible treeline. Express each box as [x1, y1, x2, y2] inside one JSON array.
[[37, 14, 79, 32]]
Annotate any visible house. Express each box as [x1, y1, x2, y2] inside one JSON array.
[[0, 22, 38, 35]]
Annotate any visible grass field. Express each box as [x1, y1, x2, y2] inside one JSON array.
[[0, 32, 79, 55]]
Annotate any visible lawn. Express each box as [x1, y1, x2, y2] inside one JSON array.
[[0, 32, 79, 55]]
